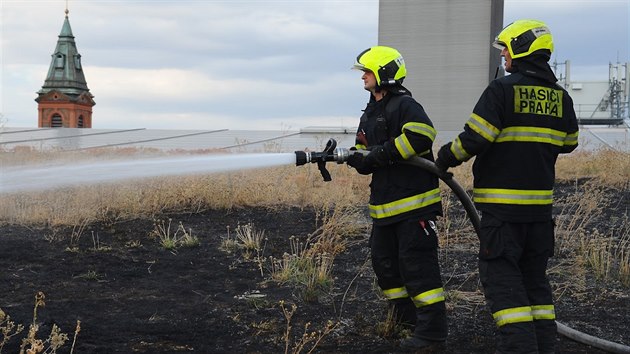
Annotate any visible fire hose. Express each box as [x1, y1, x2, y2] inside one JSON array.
[[295, 138, 630, 354]]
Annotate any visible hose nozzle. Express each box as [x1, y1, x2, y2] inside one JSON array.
[[294, 138, 351, 181], [294, 148, 350, 166]]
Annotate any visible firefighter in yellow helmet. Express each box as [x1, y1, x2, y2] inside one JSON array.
[[436, 20, 579, 353], [346, 46, 448, 351]]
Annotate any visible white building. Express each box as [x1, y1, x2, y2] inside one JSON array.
[[554, 62, 630, 126]]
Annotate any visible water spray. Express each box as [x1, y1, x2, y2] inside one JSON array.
[[295, 138, 630, 354], [0, 153, 297, 194]]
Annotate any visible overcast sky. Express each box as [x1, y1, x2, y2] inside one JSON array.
[[1, 0, 628, 130]]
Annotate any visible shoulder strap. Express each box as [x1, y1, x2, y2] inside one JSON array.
[[385, 94, 410, 115]]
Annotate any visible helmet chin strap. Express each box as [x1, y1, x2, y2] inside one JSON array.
[[374, 78, 395, 93]]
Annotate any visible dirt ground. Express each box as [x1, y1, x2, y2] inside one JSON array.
[[1, 183, 628, 353]]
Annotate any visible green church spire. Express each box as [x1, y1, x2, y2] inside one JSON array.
[[38, 9, 91, 96]]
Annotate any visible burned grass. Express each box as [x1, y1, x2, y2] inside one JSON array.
[[0, 147, 629, 353], [1, 191, 628, 353]]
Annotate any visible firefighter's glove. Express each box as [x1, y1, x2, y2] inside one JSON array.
[[435, 143, 457, 180], [346, 152, 372, 175], [364, 145, 391, 167]]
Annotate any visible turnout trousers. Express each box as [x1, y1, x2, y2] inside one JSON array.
[[371, 216, 447, 341], [478, 213, 557, 354]]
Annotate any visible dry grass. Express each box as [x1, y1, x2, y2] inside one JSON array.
[[551, 179, 630, 289], [0, 309, 24, 352], [0, 292, 78, 354], [149, 218, 199, 250], [219, 223, 268, 276], [269, 236, 336, 302], [0, 149, 370, 227], [0, 146, 625, 228], [280, 300, 338, 354], [554, 182, 610, 256], [373, 307, 399, 339], [0, 145, 628, 351], [267, 203, 370, 302], [555, 148, 630, 188], [578, 217, 630, 286], [234, 223, 266, 258], [1, 148, 628, 289], [307, 205, 369, 256], [446, 289, 486, 313]]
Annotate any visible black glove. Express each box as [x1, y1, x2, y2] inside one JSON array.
[[436, 143, 456, 168], [364, 145, 391, 167], [346, 151, 364, 168], [346, 152, 372, 175], [435, 143, 456, 179]]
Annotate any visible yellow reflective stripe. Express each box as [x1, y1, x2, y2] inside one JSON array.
[[564, 131, 579, 146], [355, 144, 367, 150], [395, 123, 437, 159], [383, 287, 409, 300], [394, 138, 432, 159], [395, 134, 415, 159], [412, 287, 445, 307], [531, 305, 555, 320], [473, 188, 553, 205], [493, 306, 533, 327], [394, 141, 430, 159], [369, 188, 441, 219], [466, 113, 500, 142], [402, 122, 437, 141], [496, 126, 567, 146], [450, 136, 471, 161]]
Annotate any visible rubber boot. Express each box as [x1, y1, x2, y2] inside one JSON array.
[[534, 319, 557, 353], [495, 322, 538, 354], [390, 298, 416, 330], [399, 302, 447, 352]]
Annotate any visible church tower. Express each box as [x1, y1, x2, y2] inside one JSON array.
[[36, 9, 94, 128]]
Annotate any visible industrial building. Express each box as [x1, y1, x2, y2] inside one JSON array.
[[378, 0, 505, 131]]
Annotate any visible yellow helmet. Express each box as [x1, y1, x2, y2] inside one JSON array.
[[493, 19, 553, 59], [353, 46, 406, 86]]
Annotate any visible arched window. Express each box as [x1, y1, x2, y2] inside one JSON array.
[[51, 114, 63, 128], [78, 115, 84, 128], [74, 54, 82, 70], [54, 53, 65, 69]]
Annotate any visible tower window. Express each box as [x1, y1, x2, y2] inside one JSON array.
[[78, 115, 84, 128], [74, 54, 82, 70], [54, 53, 65, 69], [51, 114, 63, 128]]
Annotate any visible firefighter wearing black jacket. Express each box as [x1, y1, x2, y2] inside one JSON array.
[[346, 46, 447, 351], [435, 20, 579, 354]]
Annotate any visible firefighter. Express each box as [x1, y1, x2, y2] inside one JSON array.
[[346, 46, 448, 351], [435, 20, 579, 353]]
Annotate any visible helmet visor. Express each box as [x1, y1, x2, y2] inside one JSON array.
[[492, 39, 506, 50], [352, 63, 368, 71]]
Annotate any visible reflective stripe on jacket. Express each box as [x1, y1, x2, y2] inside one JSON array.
[[356, 93, 442, 224], [446, 73, 579, 221]]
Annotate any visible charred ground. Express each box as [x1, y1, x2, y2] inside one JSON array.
[[0, 181, 628, 353]]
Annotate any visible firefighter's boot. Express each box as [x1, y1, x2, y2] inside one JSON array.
[[390, 297, 416, 330], [399, 303, 447, 352]]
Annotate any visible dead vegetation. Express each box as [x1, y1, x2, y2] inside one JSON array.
[[0, 145, 628, 352]]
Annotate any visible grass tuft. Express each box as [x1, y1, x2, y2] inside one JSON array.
[[149, 218, 199, 250]]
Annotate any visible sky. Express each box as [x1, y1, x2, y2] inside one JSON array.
[[1, 0, 628, 131]]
